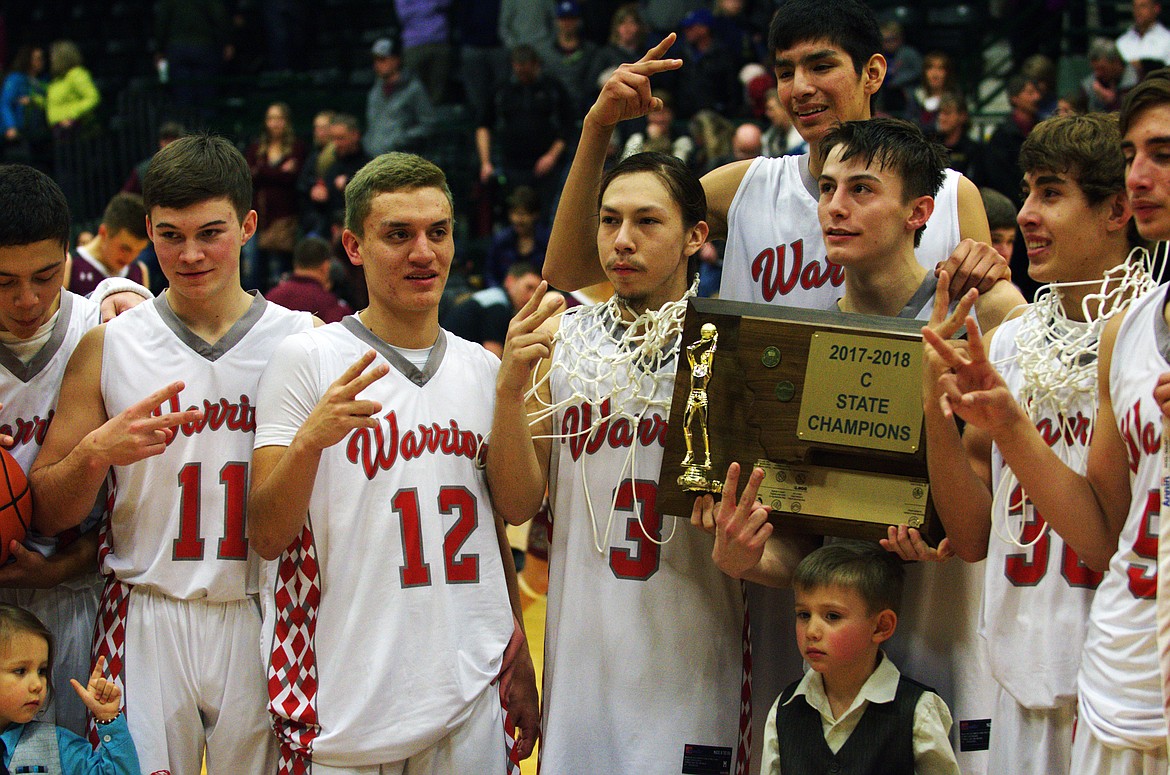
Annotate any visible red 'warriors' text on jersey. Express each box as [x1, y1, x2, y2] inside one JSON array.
[[721, 155, 963, 309], [984, 313, 1102, 709], [1078, 282, 1167, 748], [255, 318, 512, 767], [100, 294, 313, 601], [540, 303, 750, 775]]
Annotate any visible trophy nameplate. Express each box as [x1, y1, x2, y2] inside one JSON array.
[[658, 297, 943, 544]]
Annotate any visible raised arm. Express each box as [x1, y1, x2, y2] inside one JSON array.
[[543, 35, 682, 291], [486, 283, 564, 524], [939, 176, 1015, 297], [925, 309, 1131, 571], [30, 327, 202, 536], [248, 350, 388, 560]]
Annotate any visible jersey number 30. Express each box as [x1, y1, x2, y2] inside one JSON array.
[[1003, 485, 1102, 589]]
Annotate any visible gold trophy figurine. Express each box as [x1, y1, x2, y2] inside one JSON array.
[[678, 323, 722, 492]]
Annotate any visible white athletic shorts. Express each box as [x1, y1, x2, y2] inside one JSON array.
[[988, 684, 1075, 775], [93, 580, 276, 774], [1070, 722, 1168, 775], [301, 682, 509, 775]]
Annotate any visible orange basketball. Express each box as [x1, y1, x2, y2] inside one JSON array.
[[0, 448, 30, 563]]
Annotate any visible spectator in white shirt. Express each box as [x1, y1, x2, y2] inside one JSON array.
[[1117, 0, 1170, 67]]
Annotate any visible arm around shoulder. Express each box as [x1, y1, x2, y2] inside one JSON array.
[[699, 158, 754, 242], [955, 174, 991, 244], [973, 281, 1027, 338]]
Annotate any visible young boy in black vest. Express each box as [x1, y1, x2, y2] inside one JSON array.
[[760, 541, 960, 774]]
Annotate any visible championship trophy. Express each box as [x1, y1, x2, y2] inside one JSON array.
[[677, 323, 722, 493], [658, 297, 944, 544]]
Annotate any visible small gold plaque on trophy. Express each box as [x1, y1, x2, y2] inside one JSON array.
[[657, 298, 943, 544]]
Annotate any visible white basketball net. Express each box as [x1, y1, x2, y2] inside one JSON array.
[[525, 280, 698, 555], [991, 246, 1159, 548]]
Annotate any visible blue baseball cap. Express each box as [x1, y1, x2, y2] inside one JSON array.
[[556, 1, 582, 18], [680, 8, 714, 28]]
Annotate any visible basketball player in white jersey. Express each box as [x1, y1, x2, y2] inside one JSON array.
[[0, 164, 154, 736], [696, 119, 1017, 773], [248, 152, 538, 774], [29, 135, 312, 774], [541, 0, 1005, 310], [490, 151, 812, 775], [916, 113, 1141, 775], [923, 73, 1170, 774]]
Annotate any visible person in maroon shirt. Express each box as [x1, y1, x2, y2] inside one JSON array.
[[265, 235, 351, 323], [246, 101, 307, 290]]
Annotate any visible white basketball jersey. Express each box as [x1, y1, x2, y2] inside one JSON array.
[[876, 278, 995, 772], [540, 304, 749, 775], [0, 291, 97, 473], [982, 313, 1101, 710], [256, 319, 512, 767], [100, 293, 312, 601], [1077, 283, 1167, 749], [721, 154, 963, 308]]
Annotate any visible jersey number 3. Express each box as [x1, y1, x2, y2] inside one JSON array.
[[610, 479, 662, 581]]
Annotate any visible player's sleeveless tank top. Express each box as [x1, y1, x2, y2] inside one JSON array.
[[983, 312, 1101, 709], [259, 321, 512, 765], [541, 304, 749, 775], [100, 293, 311, 601], [1077, 282, 1167, 748], [0, 291, 97, 475]]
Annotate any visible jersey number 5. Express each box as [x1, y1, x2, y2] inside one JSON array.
[[1126, 490, 1159, 600]]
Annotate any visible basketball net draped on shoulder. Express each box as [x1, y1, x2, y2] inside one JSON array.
[[991, 245, 1160, 548], [528, 278, 698, 555]]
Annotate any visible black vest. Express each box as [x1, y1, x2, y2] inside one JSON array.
[[774, 674, 928, 775]]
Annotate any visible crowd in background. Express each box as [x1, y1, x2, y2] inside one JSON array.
[[0, 0, 1162, 315]]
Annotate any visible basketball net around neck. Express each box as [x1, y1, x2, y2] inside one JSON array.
[[526, 279, 698, 555], [991, 246, 1159, 548]]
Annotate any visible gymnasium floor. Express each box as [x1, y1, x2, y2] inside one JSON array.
[[517, 555, 548, 775]]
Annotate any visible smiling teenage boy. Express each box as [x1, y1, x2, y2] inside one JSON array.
[[542, 0, 1004, 309], [921, 72, 1170, 773], [30, 134, 315, 773], [817, 119, 1021, 323], [248, 152, 537, 773], [919, 113, 1140, 775]]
